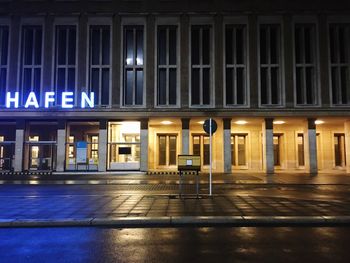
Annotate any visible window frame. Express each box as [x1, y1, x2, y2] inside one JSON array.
[[86, 17, 112, 107], [120, 17, 146, 108], [52, 17, 79, 106], [332, 132, 346, 168], [292, 16, 321, 107], [0, 18, 10, 107], [258, 16, 285, 107], [18, 17, 45, 106], [191, 133, 211, 167], [223, 16, 250, 108], [231, 133, 249, 169], [189, 17, 215, 108], [295, 131, 306, 168], [327, 16, 350, 107], [156, 133, 178, 168], [154, 17, 180, 108]]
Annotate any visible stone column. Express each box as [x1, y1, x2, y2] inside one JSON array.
[[223, 118, 232, 173], [140, 119, 149, 172], [345, 121, 350, 173], [98, 120, 107, 172], [14, 120, 25, 172], [264, 118, 274, 174], [181, 118, 190, 154], [308, 118, 318, 175], [56, 120, 66, 172]]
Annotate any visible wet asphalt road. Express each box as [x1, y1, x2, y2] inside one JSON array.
[[0, 227, 349, 263]]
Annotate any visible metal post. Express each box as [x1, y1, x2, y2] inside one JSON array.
[[196, 171, 199, 198], [209, 118, 212, 196]]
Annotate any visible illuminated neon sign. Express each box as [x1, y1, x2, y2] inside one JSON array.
[[5, 92, 95, 109]]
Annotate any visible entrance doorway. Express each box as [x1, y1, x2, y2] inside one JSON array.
[[334, 133, 346, 168], [28, 136, 56, 170], [66, 122, 99, 171], [192, 134, 210, 167], [24, 122, 57, 171], [231, 134, 248, 169]]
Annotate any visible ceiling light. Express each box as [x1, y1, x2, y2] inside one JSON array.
[[161, 120, 173, 125], [198, 121, 205, 125], [315, 120, 324, 125], [235, 120, 247, 125], [273, 120, 285, 125]]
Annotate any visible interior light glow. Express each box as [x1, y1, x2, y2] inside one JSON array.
[[315, 120, 324, 125], [161, 120, 173, 125], [273, 120, 285, 125], [235, 120, 248, 125], [198, 121, 205, 124]]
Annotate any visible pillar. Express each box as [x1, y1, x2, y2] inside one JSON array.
[[14, 120, 25, 172], [181, 118, 190, 154], [56, 120, 66, 172], [308, 118, 318, 174], [98, 120, 107, 172], [223, 118, 232, 173], [140, 119, 149, 172], [265, 118, 274, 174], [345, 121, 350, 173]]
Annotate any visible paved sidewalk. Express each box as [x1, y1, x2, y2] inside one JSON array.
[[1, 192, 350, 227]]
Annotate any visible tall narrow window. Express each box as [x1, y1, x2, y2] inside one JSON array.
[[54, 25, 76, 105], [123, 26, 144, 106], [297, 133, 305, 167], [157, 25, 177, 106], [231, 134, 247, 167], [192, 135, 210, 166], [329, 24, 350, 105], [191, 25, 211, 106], [334, 133, 346, 167], [0, 26, 9, 106], [260, 24, 282, 105], [273, 134, 281, 166], [294, 24, 317, 105], [20, 26, 43, 104], [225, 25, 247, 106], [158, 134, 177, 166], [89, 25, 111, 106]]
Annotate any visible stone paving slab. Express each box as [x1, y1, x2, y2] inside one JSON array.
[[1, 194, 350, 221]]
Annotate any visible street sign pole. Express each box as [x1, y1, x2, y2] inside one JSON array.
[[203, 118, 216, 196], [209, 118, 212, 196]]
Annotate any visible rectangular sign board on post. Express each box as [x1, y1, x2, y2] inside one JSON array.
[[76, 141, 87, 164]]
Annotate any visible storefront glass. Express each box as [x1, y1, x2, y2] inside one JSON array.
[[108, 121, 140, 170], [65, 122, 99, 171], [0, 123, 16, 171], [24, 122, 57, 171]]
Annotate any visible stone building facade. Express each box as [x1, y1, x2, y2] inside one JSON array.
[[0, 0, 349, 174]]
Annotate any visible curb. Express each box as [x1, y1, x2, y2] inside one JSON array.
[[1, 216, 350, 227], [1, 180, 350, 186]]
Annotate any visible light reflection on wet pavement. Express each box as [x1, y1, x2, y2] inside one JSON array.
[[0, 227, 349, 263]]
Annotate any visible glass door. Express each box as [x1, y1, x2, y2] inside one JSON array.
[[192, 135, 210, 167], [231, 134, 248, 169]]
